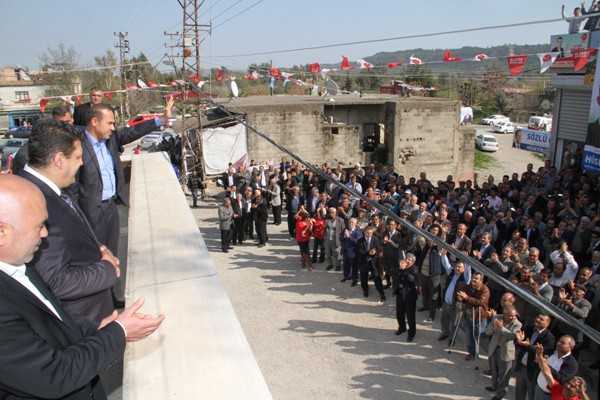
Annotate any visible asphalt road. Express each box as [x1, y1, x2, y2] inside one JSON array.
[[192, 194, 496, 400]]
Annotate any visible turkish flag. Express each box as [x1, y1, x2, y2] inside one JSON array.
[[474, 53, 489, 62], [103, 92, 113, 101], [216, 68, 225, 81], [574, 48, 597, 71], [309, 63, 321, 73], [39, 98, 49, 113], [341, 56, 352, 71], [387, 61, 402, 69], [409, 56, 422, 65], [270, 67, 281, 78], [443, 50, 463, 62], [190, 74, 201, 84], [148, 80, 159, 88], [127, 83, 138, 90], [507, 55, 528, 76], [358, 59, 374, 69], [537, 52, 560, 73]]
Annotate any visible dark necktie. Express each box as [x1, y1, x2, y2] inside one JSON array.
[[60, 193, 101, 245]]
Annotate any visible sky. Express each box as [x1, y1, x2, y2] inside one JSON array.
[[0, 0, 574, 72]]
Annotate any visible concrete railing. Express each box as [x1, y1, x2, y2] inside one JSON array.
[[123, 152, 272, 400]]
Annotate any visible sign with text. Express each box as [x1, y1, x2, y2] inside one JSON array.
[[588, 52, 600, 139], [550, 32, 591, 70], [514, 128, 551, 154], [583, 145, 600, 173]]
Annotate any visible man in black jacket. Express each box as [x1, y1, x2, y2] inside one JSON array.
[[252, 189, 269, 247], [357, 226, 385, 302], [0, 174, 164, 400], [18, 120, 120, 323], [394, 253, 419, 341], [73, 98, 174, 257], [514, 314, 555, 400], [73, 88, 104, 126]]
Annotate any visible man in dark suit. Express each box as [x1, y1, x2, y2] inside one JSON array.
[[73, 98, 174, 258], [73, 88, 104, 127], [514, 313, 555, 400], [394, 253, 419, 341], [0, 174, 164, 400], [18, 120, 120, 323], [252, 189, 269, 247], [356, 226, 385, 302], [474, 232, 496, 262], [381, 218, 402, 289]]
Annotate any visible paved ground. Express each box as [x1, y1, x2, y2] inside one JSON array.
[[474, 125, 544, 182], [191, 193, 496, 400]]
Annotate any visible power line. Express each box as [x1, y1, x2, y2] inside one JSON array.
[[213, 0, 265, 30], [211, 16, 569, 58], [212, 0, 245, 21]]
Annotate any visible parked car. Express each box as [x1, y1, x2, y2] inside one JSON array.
[[493, 121, 515, 134], [140, 131, 175, 150], [528, 116, 552, 131], [0, 138, 28, 160], [475, 133, 499, 152], [482, 114, 510, 126], [127, 113, 162, 128]]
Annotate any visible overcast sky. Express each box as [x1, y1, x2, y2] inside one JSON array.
[[0, 0, 573, 71]]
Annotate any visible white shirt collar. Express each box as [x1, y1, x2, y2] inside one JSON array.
[[24, 165, 61, 196], [0, 259, 26, 278]]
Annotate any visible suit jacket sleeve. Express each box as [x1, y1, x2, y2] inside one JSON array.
[[0, 316, 125, 399], [31, 231, 118, 301], [553, 356, 578, 384], [114, 119, 158, 147]]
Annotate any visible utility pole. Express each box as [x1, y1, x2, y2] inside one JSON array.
[[164, 31, 181, 76], [175, 0, 211, 189], [114, 32, 130, 120]]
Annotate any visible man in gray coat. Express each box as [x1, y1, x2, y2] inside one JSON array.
[[324, 207, 344, 271], [218, 198, 234, 253], [485, 305, 522, 400], [267, 177, 282, 225]]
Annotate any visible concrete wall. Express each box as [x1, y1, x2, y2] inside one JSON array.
[[230, 102, 364, 166], [227, 96, 474, 181], [392, 98, 474, 182], [124, 152, 273, 399]]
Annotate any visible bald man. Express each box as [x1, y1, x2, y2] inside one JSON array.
[[0, 175, 164, 400]]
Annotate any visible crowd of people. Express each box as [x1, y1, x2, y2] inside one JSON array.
[[216, 158, 600, 400], [0, 90, 173, 399], [563, 1, 600, 33]]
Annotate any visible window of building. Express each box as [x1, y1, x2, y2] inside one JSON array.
[[15, 91, 30, 102]]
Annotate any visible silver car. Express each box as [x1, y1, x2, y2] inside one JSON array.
[[140, 131, 175, 150]]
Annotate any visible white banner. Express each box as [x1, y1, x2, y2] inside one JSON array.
[[514, 128, 551, 154], [588, 47, 600, 136], [201, 123, 248, 175]]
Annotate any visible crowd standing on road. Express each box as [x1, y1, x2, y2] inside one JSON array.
[[216, 158, 600, 400]]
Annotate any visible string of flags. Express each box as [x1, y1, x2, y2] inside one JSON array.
[[37, 46, 599, 110]]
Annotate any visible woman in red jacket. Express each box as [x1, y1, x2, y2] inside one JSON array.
[[311, 207, 327, 264], [295, 208, 313, 270]]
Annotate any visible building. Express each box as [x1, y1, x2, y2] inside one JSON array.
[[0, 67, 49, 133], [225, 94, 475, 182], [548, 30, 600, 170]]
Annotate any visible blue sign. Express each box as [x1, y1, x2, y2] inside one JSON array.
[[514, 128, 551, 154], [583, 145, 600, 173]]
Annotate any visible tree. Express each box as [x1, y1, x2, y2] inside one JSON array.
[[38, 44, 80, 96], [85, 49, 119, 91]]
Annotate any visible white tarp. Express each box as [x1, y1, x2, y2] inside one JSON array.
[[202, 123, 248, 175]]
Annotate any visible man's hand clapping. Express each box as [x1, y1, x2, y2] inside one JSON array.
[[115, 298, 165, 342]]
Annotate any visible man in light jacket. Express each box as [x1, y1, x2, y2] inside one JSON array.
[[324, 207, 344, 271], [485, 305, 522, 400]]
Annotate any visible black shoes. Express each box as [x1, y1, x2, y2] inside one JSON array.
[[351, 280, 358, 287], [407, 335, 415, 342], [395, 328, 405, 336], [340, 278, 348, 282], [437, 334, 449, 341], [485, 386, 496, 392], [335, 266, 341, 271], [326, 266, 333, 271]]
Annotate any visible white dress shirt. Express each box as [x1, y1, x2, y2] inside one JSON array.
[[0, 260, 62, 320], [24, 164, 61, 196], [537, 351, 571, 393]]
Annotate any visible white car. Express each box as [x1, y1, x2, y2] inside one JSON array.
[[493, 121, 515, 134], [475, 133, 499, 152], [482, 114, 510, 126], [140, 131, 175, 150]]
